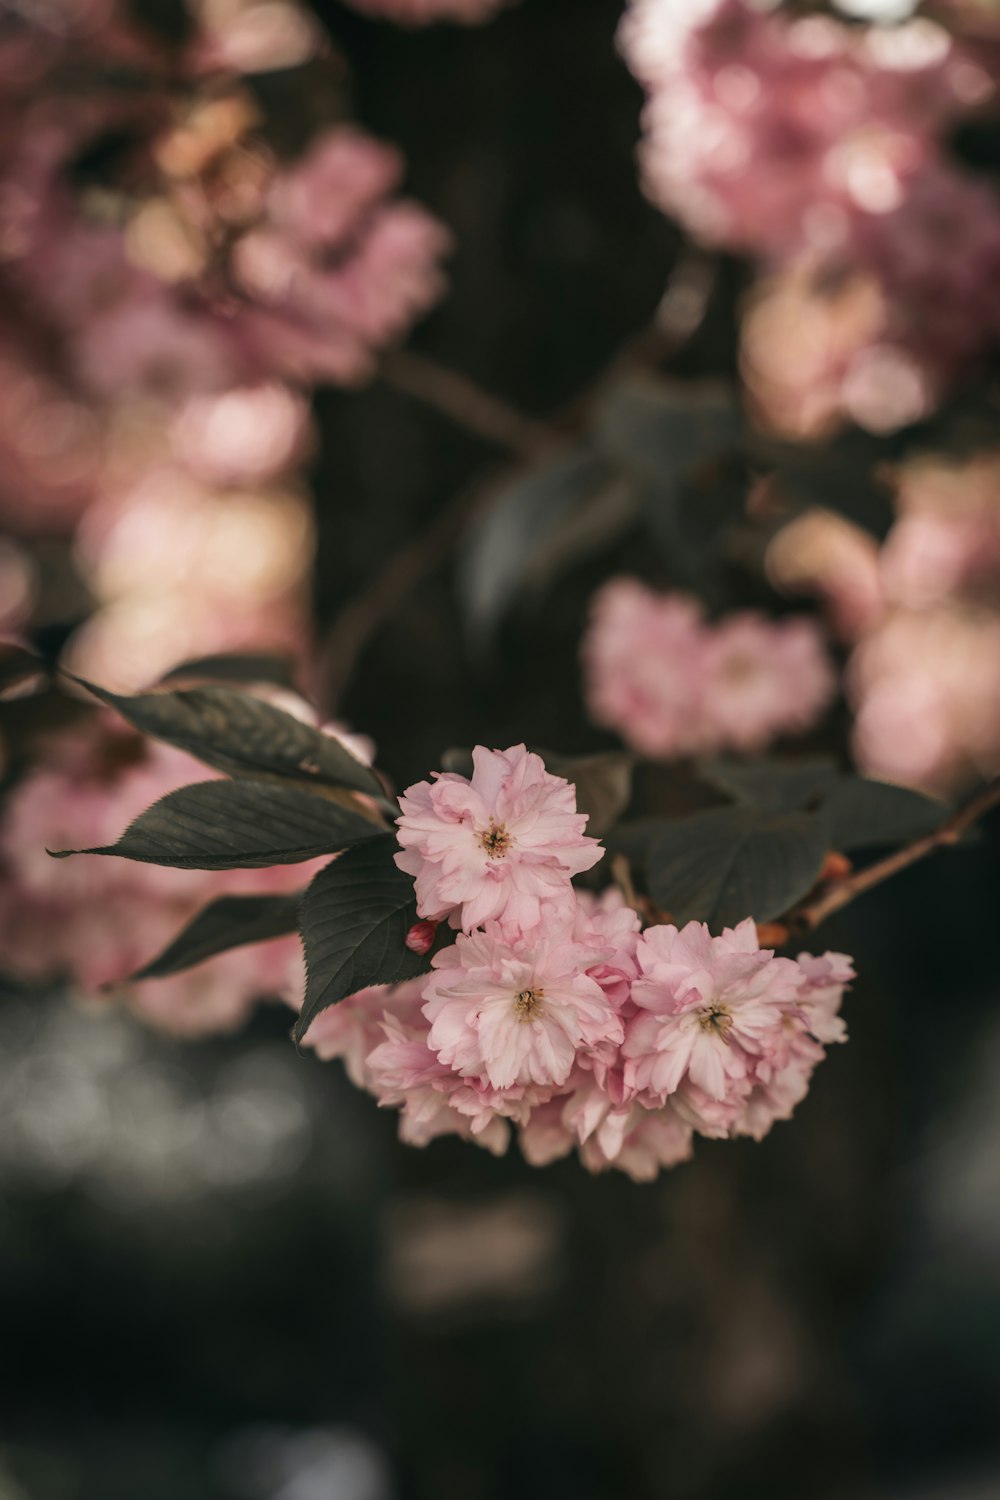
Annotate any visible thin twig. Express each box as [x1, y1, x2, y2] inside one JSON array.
[[792, 777, 1000, 932], [381, 347, 552, 458]]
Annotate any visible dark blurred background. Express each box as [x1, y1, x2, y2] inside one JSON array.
[[2, 2, 1000, 1497]]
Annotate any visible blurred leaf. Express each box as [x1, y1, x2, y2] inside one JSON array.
[[51, 779, 382, 870], [0, 643, 48, 699], [440, 747, 475, 776], [70, 677, 386, 801], [458, 446, 611, 645], [295, 837, 430, 1041], [534, 749, 634, 836], [647, 805, 829, 928], [758, 429, 896, 540], [699, 757, 839, 813], [591, 374, 744, 588], [438, 746, 633, 837], [129, 893, 301, 980], [517, 476, 640, 600], [823, 778, 945, 851], [157, 653, 301, 692], [592, 374, 741, 482]]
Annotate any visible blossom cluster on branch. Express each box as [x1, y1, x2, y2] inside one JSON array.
[[620, 0, 1000, 433], [301, 745, 853, 1181]]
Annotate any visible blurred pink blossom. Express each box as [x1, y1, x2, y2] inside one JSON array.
[[0, 708, 370, 1033], [582, 578, 836, 758], [849, 606, 1000, 793], [700, 611, 837, 754]]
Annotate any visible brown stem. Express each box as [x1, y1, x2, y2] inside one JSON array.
[[792, 777, 1000, 932], [381, 347, 552, 459]]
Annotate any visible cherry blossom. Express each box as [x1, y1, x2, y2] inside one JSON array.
[[422, 915, 624, 1092], [582, 579, 835, 759], [394, 744, 602, 931]]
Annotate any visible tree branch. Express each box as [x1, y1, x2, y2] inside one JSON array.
[[792, 776, 1000, 932], [381, 348, 552, 459]]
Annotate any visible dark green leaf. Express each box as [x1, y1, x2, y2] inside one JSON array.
[[647, 806, 829, 928], [699, 757, 839, 813], [440, 747, 474, 777], [295, 837, 429, 1041], [0, 643, 48, 698], [756, 428, 896, 539], [823, 778, 945, 851], [129, 893, 301, 980], [605, 817, 666, 866], [591, 375, 744, 588], [157, 652, 300, 691], [458, 446, 611, 644], [51, 778, 382, 869], [68, 676, 386, 800], [592, 374, 741, 482]]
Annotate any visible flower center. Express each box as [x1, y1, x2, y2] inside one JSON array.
[[719, 652, 758, 686], [479, 821, 512, 859], [698, 1004, 733, 1043], [512, 988, 543, 1022]]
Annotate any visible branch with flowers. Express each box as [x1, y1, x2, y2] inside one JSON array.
[[30, 663, 992, 1184]]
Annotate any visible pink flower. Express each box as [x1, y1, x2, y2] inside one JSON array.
[[579, 1101, 694, 1182], [517, 1097, 577, 1167], [849, 606, 1000, 794], [394, 744, 602, 931], [619, 0, 985, 261], [582, 579, 835, 759], [366, 1013, 511, 1154], [422, 914, 624, 1092], [699, 612, 837, 754], [766, 509, 886, 643], [582, 580, 709, 758], [232, 127, 451, 386], [298, 979, 426, 1088], [571, 888, 642, 1013], [623, 919, 803, 1105], [795, 950, 854, 1045]]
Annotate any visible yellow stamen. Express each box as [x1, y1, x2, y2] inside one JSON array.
[[513, 988, 543, 1021]]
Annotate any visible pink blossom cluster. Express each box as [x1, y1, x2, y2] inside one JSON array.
[[580, 578, 836, 759], [767, 450, 1000, 794], [0, 705, 371, 1036], [301, 744, 853, 1180], [0, 0, 450, 683], [620, 0, 1000, 432]]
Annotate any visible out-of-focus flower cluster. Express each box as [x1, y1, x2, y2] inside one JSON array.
[[620, 0, 1000, 434], [0, 0, 451, 683], [0, 702, 372, 1035], [580, 578, 836, 759], [301, 744, 852, 1181], [769, 450, 1000, 794]]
